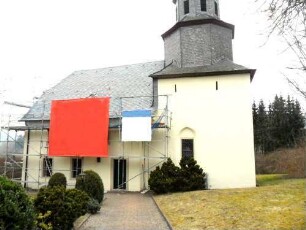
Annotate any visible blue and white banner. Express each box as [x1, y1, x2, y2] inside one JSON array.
[[122, 110, 152, 142]]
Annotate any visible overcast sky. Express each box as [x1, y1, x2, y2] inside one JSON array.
[[0, 0, 304, 113]]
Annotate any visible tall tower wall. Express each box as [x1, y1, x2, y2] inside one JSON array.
[[164, 0, 233, 68], [174, 0, 220, 21], [164, 23, 233, 67]]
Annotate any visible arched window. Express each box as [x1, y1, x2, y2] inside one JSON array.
[[180, 127, 195, 158], [201, 0, 207, 11], [184, 0, 190, 15], [182, 139, 194, 158], [214, 1, 219, 16]]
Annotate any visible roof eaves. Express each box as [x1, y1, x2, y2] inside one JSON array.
[[152, 69, 256, 80], [162, 18, 235, 39]]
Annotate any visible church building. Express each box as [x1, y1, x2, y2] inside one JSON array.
[[21, 0, 256, 191]]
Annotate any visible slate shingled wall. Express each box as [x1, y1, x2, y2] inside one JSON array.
[[164, 23, 233, 67]]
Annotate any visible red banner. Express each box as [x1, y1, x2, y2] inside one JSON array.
[[48, 97, 110, 157]]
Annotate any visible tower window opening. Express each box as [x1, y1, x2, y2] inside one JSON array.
[[216, 81, 219, 90], [184, 0, 190, 15], [214, 1, 219, 16], [201, 0, 207, 11]]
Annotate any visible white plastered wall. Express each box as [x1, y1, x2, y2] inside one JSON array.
[[22, 127, 167, 191], [157, 73, 256, 189]]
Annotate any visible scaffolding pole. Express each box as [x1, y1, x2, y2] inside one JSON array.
[[1, 95, 171, 191]]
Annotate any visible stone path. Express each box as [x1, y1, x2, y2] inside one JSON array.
[[79, 192, 171, 230]]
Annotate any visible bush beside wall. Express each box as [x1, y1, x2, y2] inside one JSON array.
[[0, 176, 35, 230], [34, 186, 89, 230], [179, 157, 206, 191], [48, 172, 67, 188], [148, 158, 180, 194], [75, 170, 104, 203], [149, 157, 207, 194]]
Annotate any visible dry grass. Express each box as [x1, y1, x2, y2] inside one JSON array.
[[154, 175, 305, 230]]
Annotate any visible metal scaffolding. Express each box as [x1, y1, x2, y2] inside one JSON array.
[[0, 95, 171, 191]]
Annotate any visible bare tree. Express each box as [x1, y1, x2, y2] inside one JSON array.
[[258, 0, 306, 99]]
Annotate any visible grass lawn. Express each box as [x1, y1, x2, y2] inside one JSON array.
[[154, 175, 305, 230]]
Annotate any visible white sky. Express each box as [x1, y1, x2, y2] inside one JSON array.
[[0, 0, 305, 112]]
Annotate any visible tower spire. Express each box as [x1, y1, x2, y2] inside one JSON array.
[[163, 0, 233, 68], [173, 0, 220, 22]]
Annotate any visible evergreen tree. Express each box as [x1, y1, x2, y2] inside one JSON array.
[[178, 157, 206, 191], [252, 95, 305, 154], [270, 95, 288, 149], [289, 99, 305, 146], [252, 102, 259, 151], [257, 100, 269, 153]]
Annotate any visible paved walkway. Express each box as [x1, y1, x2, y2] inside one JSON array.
[[79, 192, 171, 230]]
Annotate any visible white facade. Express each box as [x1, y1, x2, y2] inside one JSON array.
[[158, 73, 256, 189], [22, 73, 256, 191], [22, 125, 167, 191]]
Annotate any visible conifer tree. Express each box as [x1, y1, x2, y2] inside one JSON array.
[[253, 95, 305, 153]]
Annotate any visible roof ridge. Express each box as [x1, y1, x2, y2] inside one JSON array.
[[73, 60, 165, 74]]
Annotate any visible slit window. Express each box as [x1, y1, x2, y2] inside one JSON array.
[[201, 0, 207, 11], [182, 139, 194, 158], [72, 158, 82, 178], [184, 0, 190, 14], [42, 157, 53, 177], [216, 81, 219, 90], [214, 1, 219, 16]]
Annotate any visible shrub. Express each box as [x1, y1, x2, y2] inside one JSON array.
[[87, 197, 101, 214], [0, 176, 35, 229], [75, 170, 104, 203], [148, 158, 180, 194], [48, 172, 67, 188], [255, 146, 305, 178], [34, 186, 89, 230], [148, 166, 165, 194], [36, 211, 53, 230], [149, 157, 207, 194], [178, 157, 206, 191]]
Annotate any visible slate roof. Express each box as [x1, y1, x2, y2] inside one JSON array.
[[151, 59, 256, 80], [21, 61, 165, 121], [22, 59, 255, 122], [162, 17, 235, 39]]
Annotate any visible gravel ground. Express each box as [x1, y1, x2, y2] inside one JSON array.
[[79, 192, 171, 230]]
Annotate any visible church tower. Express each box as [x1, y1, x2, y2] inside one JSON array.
[[151, 0, 256, 190], [163, 0, 234, 68], [174, 0, 220, 21]]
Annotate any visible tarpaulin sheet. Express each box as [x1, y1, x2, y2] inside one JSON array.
[[122, 110, 151, 142], [48, 97, 109, 157]]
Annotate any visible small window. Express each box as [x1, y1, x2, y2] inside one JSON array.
[[184, 0, 189, 15], [43, 157, 53, 177], [201, 0, 207, 11], [214, 1, 219, 16], [182, 139, 194, 158], [216, 81, 219, 90], [72, 158, 82, 178]]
